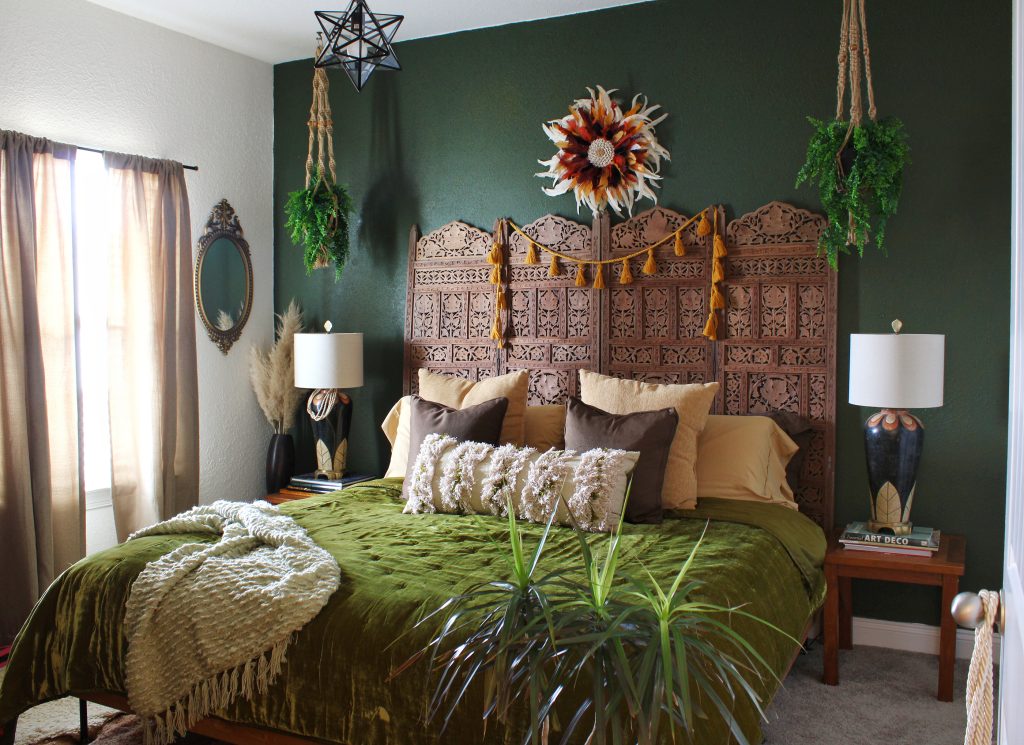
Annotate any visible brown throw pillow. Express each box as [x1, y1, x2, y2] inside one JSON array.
[[403, 395, 510, 497], [766, 411, 814, 495], [563, 397, 678, 524]]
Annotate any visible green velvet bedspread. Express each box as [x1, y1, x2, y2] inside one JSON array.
[[0, 480, 825, 744]]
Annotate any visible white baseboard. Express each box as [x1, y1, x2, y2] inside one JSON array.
[[851, 616, 1001, 661]]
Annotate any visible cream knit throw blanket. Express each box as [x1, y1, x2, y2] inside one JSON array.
[[125, 500, 340, 745]]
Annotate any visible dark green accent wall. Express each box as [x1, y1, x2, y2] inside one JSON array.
[[274, 0, 1010, 624]]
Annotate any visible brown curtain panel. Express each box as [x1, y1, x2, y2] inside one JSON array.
[[0, 130, 83, 643], [104, 153, 199, 541]]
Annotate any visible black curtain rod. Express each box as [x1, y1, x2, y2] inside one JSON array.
[[76, 144, 199, 172]]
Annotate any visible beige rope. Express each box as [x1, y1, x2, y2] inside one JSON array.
[[964, 590, 999, 745], [305, 37, 337, 189], [858, 0, 877, 122], [835, 0, 851, 121], [847, 0, 863, 127]]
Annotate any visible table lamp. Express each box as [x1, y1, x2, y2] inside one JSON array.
[[849, 320, 944, 535], [294, 324, 364, 479]]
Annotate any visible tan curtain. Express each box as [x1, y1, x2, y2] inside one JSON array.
[[104, 153, 199, 541], [0, 130, 83, 642]]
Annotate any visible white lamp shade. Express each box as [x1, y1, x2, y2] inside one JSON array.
[[849, 333, 944, 409], [294, 332, 364, 389]]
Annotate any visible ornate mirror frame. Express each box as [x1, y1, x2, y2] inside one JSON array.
[[194, 199, 253, 354]]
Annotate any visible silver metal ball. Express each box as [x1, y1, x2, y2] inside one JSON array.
[[951, 592, 984, 629]]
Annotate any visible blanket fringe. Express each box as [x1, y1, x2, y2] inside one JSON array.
[[142, 634, 294, 745]]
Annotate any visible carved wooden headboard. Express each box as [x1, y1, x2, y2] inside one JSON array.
[[404, 202, 836, 529]]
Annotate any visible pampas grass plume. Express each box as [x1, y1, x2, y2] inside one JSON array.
[[249, 300, 304, 433]]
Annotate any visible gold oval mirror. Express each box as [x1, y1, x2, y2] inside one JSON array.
[[195, 199, 253, 354]]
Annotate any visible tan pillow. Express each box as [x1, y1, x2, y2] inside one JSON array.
[[578, 370, 718, 510], [696, 415, 799, 509], [418, 369, 528, 447], [381, 369, 529, 478], [524, 404, 566, 451]]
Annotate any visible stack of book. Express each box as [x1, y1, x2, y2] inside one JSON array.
[[277, 472, 372, 498], [839, 521, 941, 557]]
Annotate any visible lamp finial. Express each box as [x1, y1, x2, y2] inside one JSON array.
[[891, 319, 903, 334], [324, 320, 333, 333]]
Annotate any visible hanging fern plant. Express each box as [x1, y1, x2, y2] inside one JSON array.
[[796, 117, 909, 268], [796, 0, 910, 269], [285, 168, 352, 280]]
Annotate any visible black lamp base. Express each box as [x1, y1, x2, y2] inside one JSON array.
[[864, 409, 924, 536], [308, 390, 353, 480]]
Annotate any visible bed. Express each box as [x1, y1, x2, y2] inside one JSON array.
[[0, 201, 835, 745]]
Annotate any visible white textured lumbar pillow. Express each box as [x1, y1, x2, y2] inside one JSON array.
[[403, 433, 639, 533]]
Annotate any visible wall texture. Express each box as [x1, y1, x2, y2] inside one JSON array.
[[1, 0, 275, 506], [273, 0, 1010, 624]]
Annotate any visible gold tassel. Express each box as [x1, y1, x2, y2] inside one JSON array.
[[702, 311, 718, 340], [490, 317, 502, 340], [489, 265, 501, 285], [711, 283, 725, 310], [593, 264, 606, 289], [525, 241, 539, 265], [486, 241, 503, 265], [674, 231, 686, 257], [697, 210, 711, 236], [496, 288, 507, 310], [620, 258, 634, 285], [713, 234, 727, 258], [712, 258, 725, 284], [642, 247, 657, 275], [575, 263, 587, 287], [548, 253, 561, 277]]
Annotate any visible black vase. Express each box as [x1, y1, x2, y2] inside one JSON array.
[[266, 433, 296, 493], [863, 409, 924, 535]]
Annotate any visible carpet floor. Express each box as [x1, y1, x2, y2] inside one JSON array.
[[2, 645, 990, 744]]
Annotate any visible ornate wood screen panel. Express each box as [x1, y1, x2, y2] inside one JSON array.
[[502, 215, 600, 405], [404, 221, 501, 393], [720, 202, 837, 529], [602, 206, 721, 388], [403, 201, 836, 530]]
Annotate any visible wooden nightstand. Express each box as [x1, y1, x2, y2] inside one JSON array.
[[266, 475, 374, 505], [823, 531, 966, 701]]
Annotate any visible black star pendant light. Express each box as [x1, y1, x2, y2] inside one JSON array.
[[314, 1, 404, 92]]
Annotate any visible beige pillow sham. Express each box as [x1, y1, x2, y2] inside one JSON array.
[[381, 369, 529, 478], [578, 370, 718, 510], [696, 415, 799, 509]]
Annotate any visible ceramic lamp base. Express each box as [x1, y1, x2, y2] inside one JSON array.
[[864, 408, 924, 536], [308, 389, 353, 480]]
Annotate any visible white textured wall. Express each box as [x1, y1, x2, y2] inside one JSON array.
[[0, 0, 275, 505]]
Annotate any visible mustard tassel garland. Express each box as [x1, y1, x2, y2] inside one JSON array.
[[525, 241, 539, 265], [710, 283, 725, 310], [619, 258, 634, 285], [548, 254, 561, 277], [575, 263, 587, 287], [697, 211, 711, 236], [486, 241, 503, 265], [702, 311, 718, 340], [489, 265, 501, 285], [593, 264, 605, 289], [713, 234, 727, 259], [496, 288, 507, 310], [673, 231, 686, 257], [712, 258, 725, 284], [642, 247, 657, 275]]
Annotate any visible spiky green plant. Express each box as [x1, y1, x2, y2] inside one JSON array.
[[284, 167, 352, 280], [397, 498, 797, 745], [795, 117, 909, 269]]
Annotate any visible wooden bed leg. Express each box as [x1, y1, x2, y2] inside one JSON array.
[[80, 698, 90, 744], [0, 718, 17, 745]]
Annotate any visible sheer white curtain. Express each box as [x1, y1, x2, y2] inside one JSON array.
[[104, 153, 199, 540], [0, 130, 83, 642]]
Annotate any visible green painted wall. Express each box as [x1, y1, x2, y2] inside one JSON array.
[[274, 0, 1010, 624]]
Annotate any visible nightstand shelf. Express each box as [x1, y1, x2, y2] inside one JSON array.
[[266, 474, 374, 505], [823, 531, 965, 702]]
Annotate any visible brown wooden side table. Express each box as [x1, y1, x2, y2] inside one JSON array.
[[823, 532, 966, 702]]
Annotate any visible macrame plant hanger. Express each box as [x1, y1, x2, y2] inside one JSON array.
[[305, 34, 339, 269], [834, 0, 877, 241]]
